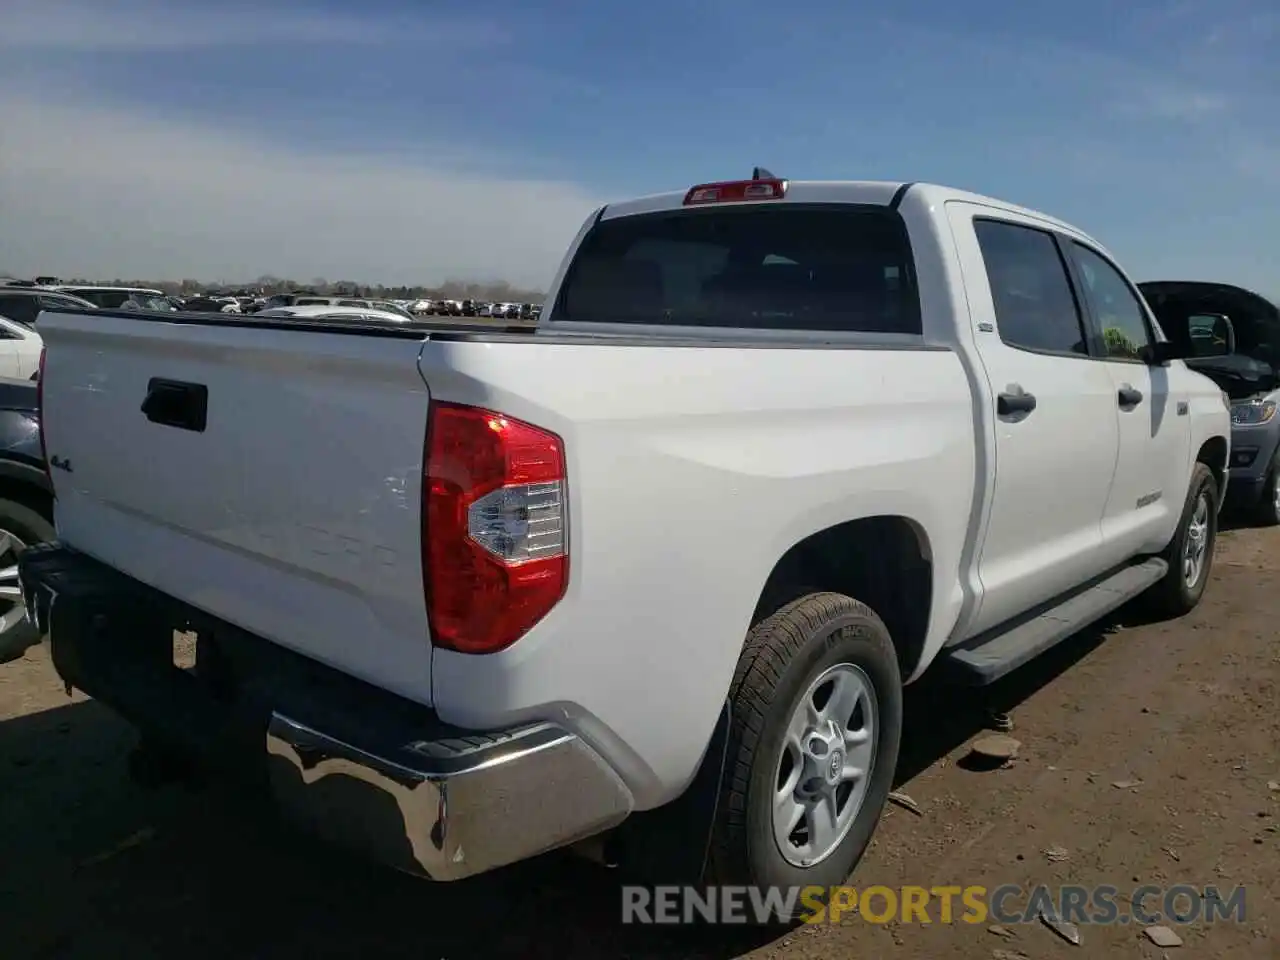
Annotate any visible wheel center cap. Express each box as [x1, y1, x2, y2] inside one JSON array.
[[826, 749, 843, 784]]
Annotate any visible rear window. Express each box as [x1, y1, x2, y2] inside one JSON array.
[[554, 204, 920, 334]]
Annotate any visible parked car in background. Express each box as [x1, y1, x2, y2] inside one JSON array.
[[252, 292, 321, 312], [0, 376, 53, 664], [486, 302, 519, 319], [180, 296, 242, 314], [253, 304, 417, 324], [0, 317, 45, 379], [290, 296, 403, 311], [369, 300, 416, 320], [49, 285, 172, 310], [1140, 280, 1280, 525], [0, 288, 98, 329]]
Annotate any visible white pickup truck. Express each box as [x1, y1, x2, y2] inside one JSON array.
[[21, 176, 1229, 911]]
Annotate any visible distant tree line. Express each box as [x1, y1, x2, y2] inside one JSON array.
[[10, 274, 548, 303]]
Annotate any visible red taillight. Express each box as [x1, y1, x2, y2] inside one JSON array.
[[36, 347, 50, 488], [423, 402, 568, 654], [683, 178, 787, 205]]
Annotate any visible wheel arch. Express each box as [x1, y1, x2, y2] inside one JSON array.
[[749, 514, 935, 681], [1196, 434, 1228, 508]]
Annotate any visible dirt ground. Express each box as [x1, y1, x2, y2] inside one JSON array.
[[1, 527, 1276, 959]]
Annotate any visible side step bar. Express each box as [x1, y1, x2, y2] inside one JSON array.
[[942, 558, 1168, 685]]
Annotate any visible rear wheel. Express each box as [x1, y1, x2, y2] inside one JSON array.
[[0, 497, 55, 664], [708, 592, 902, 922]]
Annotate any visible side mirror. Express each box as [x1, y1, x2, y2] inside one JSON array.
[[1185, 312, 1236, 358]]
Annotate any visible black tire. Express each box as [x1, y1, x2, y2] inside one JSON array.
[[1147, 463, 1218, 618], [1250, 454, 1280, 527], [0, 495, 55, 664], [707, 592, 902, 922]]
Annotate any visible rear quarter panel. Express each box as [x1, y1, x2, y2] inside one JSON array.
[[422, 339, 976, 807]]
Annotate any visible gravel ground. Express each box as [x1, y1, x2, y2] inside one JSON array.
[[1, 525, 1276, 959]]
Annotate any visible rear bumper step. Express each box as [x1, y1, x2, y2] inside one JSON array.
[[17, 543, 632, 880]]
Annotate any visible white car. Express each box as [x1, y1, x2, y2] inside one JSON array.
[[254, 304, 416, 324], [23, 175, 1229, 917], [0, 315, 42, 379]]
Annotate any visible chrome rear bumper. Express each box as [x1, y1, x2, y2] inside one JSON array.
[[19, 542, 633, 882], [266, 713, 632, 880]]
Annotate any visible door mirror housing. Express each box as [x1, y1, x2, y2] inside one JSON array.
[[1143, 340, 1189, 365]]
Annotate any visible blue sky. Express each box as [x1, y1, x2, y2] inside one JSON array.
[[0, 0, 1276, 293]]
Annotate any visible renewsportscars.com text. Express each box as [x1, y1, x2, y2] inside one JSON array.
[[621, 883, 1247, 926]]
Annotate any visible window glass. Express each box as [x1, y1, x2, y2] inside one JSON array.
[[974, 220, 1087, 355], [1071, 243, 1152, 361], [40, 295, 87, 313], [0, 295, 40, 327], [556, 206, 921, 333]]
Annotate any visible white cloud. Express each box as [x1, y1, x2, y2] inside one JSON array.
[[0, 89, 607, 289], [1114, 87, 1230, 122], [0, 0, 506, 51]]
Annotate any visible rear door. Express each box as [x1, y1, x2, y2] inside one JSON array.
[[947, 203, 1121, 636]]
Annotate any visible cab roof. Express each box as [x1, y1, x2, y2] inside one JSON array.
[[600, 179, 1103, 250]]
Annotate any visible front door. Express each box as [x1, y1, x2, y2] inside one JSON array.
[[1066, 241, 1190, 562]]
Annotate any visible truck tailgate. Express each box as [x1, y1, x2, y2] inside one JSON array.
[[38, 311, 436, 705]]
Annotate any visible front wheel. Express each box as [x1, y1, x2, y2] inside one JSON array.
[[708, 592, 902, 920], [1250, 453, 1280, 527], [1147, 463, 1218, 618]]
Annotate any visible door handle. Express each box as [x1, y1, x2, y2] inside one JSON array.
[[1117, 385, 1144, 409], [142, 378, 208, 432], [997, 389, 1037, 416]]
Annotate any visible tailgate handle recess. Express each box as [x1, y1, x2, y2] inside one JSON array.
[[142, 378, 208, 432]]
